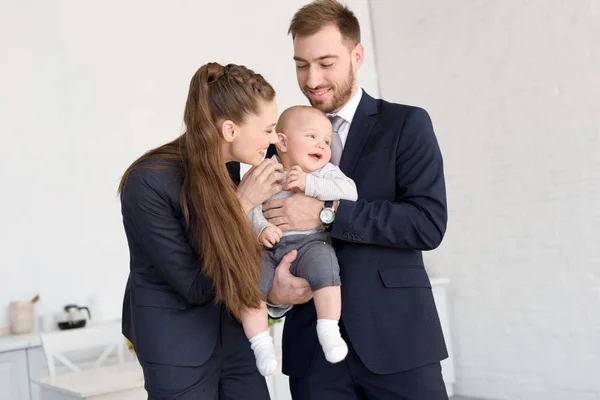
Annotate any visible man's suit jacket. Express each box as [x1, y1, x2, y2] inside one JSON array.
[[121, 160, 240, 367], [269, 91, 448, 377]]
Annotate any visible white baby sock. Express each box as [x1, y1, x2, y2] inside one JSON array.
[[316, 319, 348, 363], [249, 331, 278, 376]]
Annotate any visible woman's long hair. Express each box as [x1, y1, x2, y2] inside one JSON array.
[[118, 63, 276, 319]]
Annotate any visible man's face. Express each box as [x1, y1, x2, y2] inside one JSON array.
[[293, 25, 363, 114]]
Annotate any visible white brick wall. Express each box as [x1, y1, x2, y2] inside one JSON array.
[[0, 0, 380, 327], [369, 1, 600, 399]]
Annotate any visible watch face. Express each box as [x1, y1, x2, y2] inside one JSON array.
[[320, 208, 335, 224]]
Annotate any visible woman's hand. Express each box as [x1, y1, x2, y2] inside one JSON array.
[[236, 158, 283, 214]]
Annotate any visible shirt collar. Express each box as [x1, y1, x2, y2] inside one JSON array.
[[328, 87, 363, 124]]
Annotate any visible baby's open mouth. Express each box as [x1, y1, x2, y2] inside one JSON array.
[[309, 153, 322, 160]]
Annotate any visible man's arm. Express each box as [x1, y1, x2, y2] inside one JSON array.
[[121, 171, 214, 305], [305, 164, 358, 201], [332, 107, 447, 250]]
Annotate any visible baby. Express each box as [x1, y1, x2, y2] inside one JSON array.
[[242, 105, 358, 376]]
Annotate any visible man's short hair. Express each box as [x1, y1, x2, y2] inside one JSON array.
[[288, 0, 361, 47]]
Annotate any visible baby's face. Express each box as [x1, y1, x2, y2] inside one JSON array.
[[283, 116, 332, 172]]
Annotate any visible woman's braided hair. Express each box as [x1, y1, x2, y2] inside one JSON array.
[[119, 62, 276, 319]]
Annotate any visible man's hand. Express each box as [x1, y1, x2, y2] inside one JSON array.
[[258, 225, 283, 248], [283, 166, 307, 193], [262, 194, 323, 232], [267, 250, 312, 305]]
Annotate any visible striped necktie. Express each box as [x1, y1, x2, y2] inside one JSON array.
[[328, 115, 345, 166]]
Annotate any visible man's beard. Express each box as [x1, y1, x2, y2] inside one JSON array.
[[304, 67, 355, 114]]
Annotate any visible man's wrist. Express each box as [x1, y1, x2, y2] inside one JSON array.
[[266, 295, 276, 306], [266, 292, 283, 306], [266, 299, 284, 308], [267, 302, 292, 318], [319, 200, 337, 229]]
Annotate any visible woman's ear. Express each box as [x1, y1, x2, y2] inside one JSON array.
[[220, 120, 236, 143], [276, 132, 288, 152]]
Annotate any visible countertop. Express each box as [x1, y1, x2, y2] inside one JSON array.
[[0, 330, 42, 352], [0, 319, 123, 353]]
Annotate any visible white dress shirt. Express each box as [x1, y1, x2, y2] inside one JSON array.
[[327, 87, 364, 149]]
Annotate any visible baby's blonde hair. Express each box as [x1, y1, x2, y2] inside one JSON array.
[[275, 105, 328, 133]]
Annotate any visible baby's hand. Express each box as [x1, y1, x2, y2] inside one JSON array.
[[284, 166, 307, 192], [259, 225, 283, 248]]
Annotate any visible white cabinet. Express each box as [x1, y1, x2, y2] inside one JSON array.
[[27, 346, 49, 400], [0, 349, 31, 400], [0, 320, 132, 400], [0, 346, 47, 400]]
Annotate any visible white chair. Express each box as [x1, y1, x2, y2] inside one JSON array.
[[40, 321, 126, 378]]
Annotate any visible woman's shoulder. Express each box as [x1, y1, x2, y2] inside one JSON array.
[[123, 159, 183, 198]]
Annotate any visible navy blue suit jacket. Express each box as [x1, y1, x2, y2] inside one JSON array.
[[120, 160, 240, 367], [274, 92, 449, 376]]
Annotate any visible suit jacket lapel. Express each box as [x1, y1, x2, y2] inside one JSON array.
[[339, 91, 378, 176]]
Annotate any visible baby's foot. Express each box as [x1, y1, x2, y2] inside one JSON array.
[[317, 319, 348, 363], [249, 331, 278, 376]]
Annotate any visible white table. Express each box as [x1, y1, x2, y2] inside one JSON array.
[[33, 362, 146, 400]]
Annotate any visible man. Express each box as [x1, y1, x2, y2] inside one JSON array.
[[263, 1, 449, 399]]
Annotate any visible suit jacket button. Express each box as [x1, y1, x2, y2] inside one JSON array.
[[343, 232, 349, 240]]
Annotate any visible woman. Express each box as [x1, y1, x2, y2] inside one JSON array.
[[118, 62, 291, 399]]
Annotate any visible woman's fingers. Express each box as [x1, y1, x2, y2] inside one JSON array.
[[257, 161, 283, 184], [269, 183, 282, 196], [252, 158, 277, 175], [236, 158, 284, 211]]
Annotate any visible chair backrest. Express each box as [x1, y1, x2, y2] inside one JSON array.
[[40, 321, 126, 378]]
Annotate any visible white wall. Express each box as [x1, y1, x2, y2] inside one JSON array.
[[0, 0, 378, 327], [370, 1, 600, 399]]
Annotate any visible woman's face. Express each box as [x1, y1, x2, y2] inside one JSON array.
[[226, 99, 279, 166]]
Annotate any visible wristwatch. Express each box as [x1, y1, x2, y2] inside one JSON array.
[[319, 200, 336, 227]]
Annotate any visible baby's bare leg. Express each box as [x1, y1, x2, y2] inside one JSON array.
[[241, 301, 269, 339], [313, 286, 341, 320]]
